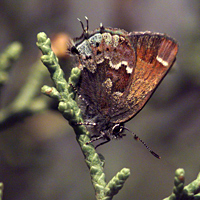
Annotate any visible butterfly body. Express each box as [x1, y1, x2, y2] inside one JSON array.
[[69, 22, 178, 146]]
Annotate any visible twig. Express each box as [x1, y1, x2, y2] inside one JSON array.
[[163, 168, 200, 200], [36, 32, 130, 200]]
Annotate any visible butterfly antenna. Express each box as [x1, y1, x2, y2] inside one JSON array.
[[77, 18, 85, 32], [134, 134, 161, 159], [100, 22, 105, 32], [124, 127, 161, 159], [77, 17, 89, 39], [85, 16, 89, 32]]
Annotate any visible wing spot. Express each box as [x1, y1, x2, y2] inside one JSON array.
[[126, 65, 133, 74], [156, 56, 169, 67]]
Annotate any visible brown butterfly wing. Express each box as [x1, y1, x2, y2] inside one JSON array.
[[110, 32, 178, 124]]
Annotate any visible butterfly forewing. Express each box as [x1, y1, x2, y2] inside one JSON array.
[[110, 33, 178, 124]]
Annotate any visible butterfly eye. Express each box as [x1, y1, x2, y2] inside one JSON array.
[[112, 124, 124, 136]]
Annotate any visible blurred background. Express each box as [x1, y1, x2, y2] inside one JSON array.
[[0, 0, 200, 199]]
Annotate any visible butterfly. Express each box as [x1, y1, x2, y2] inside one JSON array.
[[68, 17, 178, 158]]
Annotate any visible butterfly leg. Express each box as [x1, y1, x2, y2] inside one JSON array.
[[86, 132, 111, 149], [94, 138, 111, 149]]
